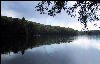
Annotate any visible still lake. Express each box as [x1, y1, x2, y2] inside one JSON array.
[[1, 35, 100, 64]]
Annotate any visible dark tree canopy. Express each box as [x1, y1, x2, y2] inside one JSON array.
[[35, 1, 100, 30], [22, 17, 25, 21], [1, 16, 100, 54]]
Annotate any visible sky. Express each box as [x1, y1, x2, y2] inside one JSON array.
[[1, 1, 100, 31]]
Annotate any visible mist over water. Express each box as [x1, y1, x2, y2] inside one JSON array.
[[1, 35, 100, 64]]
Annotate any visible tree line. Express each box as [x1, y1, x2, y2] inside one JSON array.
[[1, 16, 79, 38], [79, 30, 100, 35], [1, 16, 99, 41], [1, 16, 100, 54]]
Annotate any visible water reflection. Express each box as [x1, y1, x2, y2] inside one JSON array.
[[1, 35, 76, 54], [1, 35, 100, 64], [73, 35, 100, 50]]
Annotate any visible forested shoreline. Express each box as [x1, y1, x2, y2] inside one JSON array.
[[1, 16, 100, 54], [1, 16, 79, 38], [1, 16, 78, 54], [1, 16, 100, 40]]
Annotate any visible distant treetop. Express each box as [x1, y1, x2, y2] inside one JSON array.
[[22, 17, 25, 21]]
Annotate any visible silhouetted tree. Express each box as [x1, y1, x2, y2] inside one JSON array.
[[35, 1, 100, 29], [22, 17, 25, 21]]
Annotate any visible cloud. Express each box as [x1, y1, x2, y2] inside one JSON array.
[[66, 22, 83, 31], [87, 21, 100, 30], [1, 1, 100, 31], [1, 1, 37, 18], [1, 8, 21, 18], [1, 1, 22, 18]]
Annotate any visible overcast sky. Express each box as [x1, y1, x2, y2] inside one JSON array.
[[1, 1, 100, 31]]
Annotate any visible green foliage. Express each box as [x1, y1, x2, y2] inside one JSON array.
[[78, 30, 100, 35], [22, 17, 25, 21], [85, 30, 100, 35], [1, 16, 78, 37], [1, 16, 100, 54]]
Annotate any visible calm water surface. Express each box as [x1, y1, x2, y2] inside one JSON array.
[[1, 35, 100, 64]]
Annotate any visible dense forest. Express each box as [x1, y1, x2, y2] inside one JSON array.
[[79, 30, 100, 35], [1, 16, 100, 54], [1, 16, 78, 54], [1, 16, 100, 43], [1, 16, 79, 40]]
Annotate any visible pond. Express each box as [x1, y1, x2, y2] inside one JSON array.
[[1, 35, 100, 64]]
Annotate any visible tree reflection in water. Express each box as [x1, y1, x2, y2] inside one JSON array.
[[1, 35, 76, 55]]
